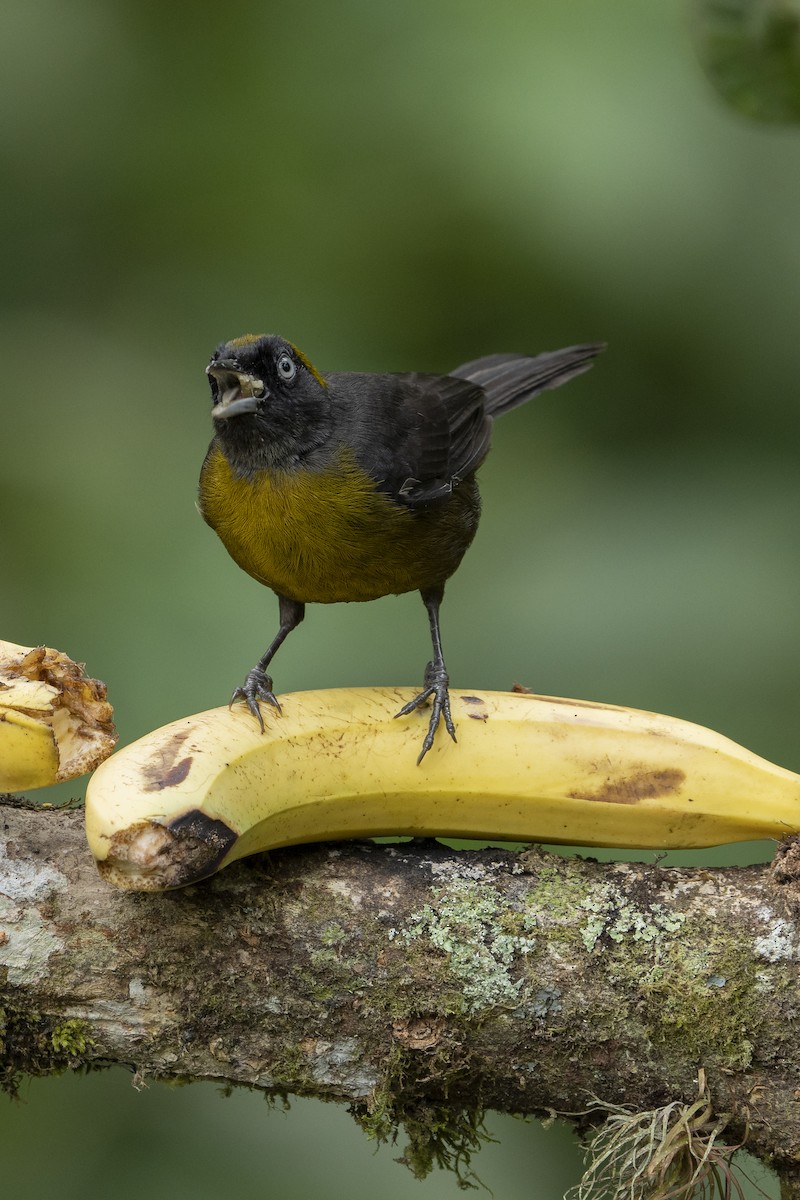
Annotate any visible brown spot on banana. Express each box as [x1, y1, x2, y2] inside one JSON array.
[[460, 695, 489, 720], [570, 767, 686, 805], [141, 729, 194, 792]]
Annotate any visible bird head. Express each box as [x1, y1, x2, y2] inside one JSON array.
[[205, 334, 333, 469], [206, 334, 327, 422]]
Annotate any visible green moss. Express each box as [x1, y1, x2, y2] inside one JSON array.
[[526, 861, 593, 926], [320, 921, 347, 946], [641, 932, 762, 1070], [268, 1042, 317, 1093], [307, 933, 366, 990], [51, 1018, 93, 1057], [0, 1005, 94, 1095], [298, 971, 338, 1004], [396, 1103, 490, 1188], [352, 1044, 489, 1189]]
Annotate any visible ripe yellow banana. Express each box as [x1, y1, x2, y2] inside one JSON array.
[[0, 639, 116, 790], [85, 687, 800, 891]]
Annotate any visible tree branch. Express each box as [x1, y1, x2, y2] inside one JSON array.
[[2, 799, 800, 1188]]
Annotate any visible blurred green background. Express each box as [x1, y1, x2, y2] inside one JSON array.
[[3, 0, 798, 1195]]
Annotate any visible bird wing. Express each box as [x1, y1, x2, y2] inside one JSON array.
[[339, 372, 492, 507]]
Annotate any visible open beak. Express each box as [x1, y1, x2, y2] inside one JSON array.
[[206, 361, 268, 420]]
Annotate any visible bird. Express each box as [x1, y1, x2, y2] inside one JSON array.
[[198, 334, 604, 761]]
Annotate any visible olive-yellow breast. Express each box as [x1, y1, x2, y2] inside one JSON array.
[[199, 444, 479, 604]]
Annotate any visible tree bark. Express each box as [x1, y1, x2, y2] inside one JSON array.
[[2, 798, 800, 1188]]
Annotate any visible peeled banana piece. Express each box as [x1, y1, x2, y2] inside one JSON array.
[[0, 639, 116, 790], [85, 687, 800, 891]]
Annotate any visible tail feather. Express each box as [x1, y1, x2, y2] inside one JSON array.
[[452, 342, 605, 417]]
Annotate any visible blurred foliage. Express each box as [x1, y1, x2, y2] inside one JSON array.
[[2, 0, 798, 1196], [692, 0, 800, 122]]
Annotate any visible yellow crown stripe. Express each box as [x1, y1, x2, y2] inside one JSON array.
[[287, 341, 328, 389], [227, 333, 265, 349]]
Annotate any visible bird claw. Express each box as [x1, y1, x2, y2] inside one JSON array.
[[395, 661, 456, 763], [230, 667, 282, 731]]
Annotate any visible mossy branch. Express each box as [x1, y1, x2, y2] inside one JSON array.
[[2, 800, 800, 1192]]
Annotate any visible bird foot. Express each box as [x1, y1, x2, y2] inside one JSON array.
[[230, 667, 282, 731], [395, 660, 457, 763]]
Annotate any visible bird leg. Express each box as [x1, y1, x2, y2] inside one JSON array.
[[231, 595, 305, 730], [395, 586, 457, 763]]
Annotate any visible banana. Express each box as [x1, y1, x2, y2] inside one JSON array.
[[85, 687, 800, 891], [0, 639, 116, 790]]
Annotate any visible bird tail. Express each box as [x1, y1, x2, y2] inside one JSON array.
[[451, 342, 605, 418]]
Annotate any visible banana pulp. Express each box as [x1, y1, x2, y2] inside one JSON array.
[[0, 639, 116, 789], [84, 688, 800, 891]]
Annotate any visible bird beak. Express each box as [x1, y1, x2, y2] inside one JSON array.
[[206, 362, 268, 419]]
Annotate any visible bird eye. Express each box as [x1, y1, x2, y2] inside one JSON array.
[[276, 353, 297, 382]]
